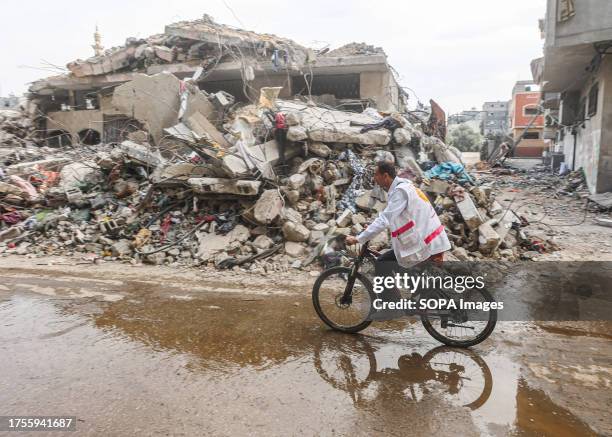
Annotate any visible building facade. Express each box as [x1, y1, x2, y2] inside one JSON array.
[[29, 16, 405, 147], [532, 0, 612, 193], [509, 81, 547, 157], [482, 101, 510, 136], [447, 108, 484, 134]]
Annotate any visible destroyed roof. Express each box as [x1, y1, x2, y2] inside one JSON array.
[[30, 14, 391, 92], [62, 14, 311, 80], [165, 14, 308, 51], [323, 43, 386, 58]]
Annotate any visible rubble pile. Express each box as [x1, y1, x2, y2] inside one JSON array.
[[0, 109, 37, 149], [0, 78, 542, 272]]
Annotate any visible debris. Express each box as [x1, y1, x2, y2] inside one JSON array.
[[254, 190, 284, 224], [594, 217, 612, 228]]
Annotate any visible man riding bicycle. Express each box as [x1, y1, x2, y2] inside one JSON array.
[[345, 161, 451, 283]]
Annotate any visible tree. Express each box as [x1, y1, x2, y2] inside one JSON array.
[[447, 124, 484, 152]]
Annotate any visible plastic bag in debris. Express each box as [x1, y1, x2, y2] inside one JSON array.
[[337, 150, 366, 213], [425, 162, 474, 185], [361, 108, 383, 121]]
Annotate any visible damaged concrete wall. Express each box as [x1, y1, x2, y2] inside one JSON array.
[[109, 72, 217, 146], [562, 56, 612, 193], [360, 71, 400, 112], [46, 110, 103, 143], [597, 57, 612, 193], [111, 72, 182, 145]]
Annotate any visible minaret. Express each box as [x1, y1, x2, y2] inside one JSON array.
[[92, 25, 104, 56]]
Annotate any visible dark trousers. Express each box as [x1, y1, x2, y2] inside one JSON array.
[[274, 128, 288, 174]]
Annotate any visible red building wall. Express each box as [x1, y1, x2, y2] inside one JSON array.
[[513, 92, 544, 128]]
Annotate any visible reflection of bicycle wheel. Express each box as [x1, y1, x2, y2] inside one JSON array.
[[313, 333, 377, 402], [420, 346, 492, 410]]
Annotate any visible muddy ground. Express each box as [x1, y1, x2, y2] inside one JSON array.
[[1, 164, 611, 436]]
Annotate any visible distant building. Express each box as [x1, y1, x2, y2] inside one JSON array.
[[509, 81, 547, 157], [0, 94, 20, 109], [448, 108, 484, 134], [531, 0, 612, 193], [482, 101, 510, 136]]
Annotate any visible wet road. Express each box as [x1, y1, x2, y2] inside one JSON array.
[[0, 265, 610, 436]]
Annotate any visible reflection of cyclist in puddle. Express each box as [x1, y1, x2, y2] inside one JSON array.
[[314, 335, 492, 410]]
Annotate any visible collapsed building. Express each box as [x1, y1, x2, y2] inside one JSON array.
[[29, 15, 405, 147], [0, 15, 556, 270]]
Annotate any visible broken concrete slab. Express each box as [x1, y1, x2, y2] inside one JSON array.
[[287, 126, 308, 141], [196, 232, 232, 261], [308, 126, 390, 146], [492, 210, 521, 242], [111, 73, 182, 145], [184, 111, 231, 149], [227, 224, 250, 243], [111, 239, 132, 257], [422, 179, 450, 195], [0, 226, 22, 243], [119, 141, 166, 168], [284, 241, 306, 257], [280, 207, 303, 224], [454, 194, 484, 231], [356, 190, 386, 212], [152, 162, 209, 184], [254, 189, 284, 224], [308, 142, 331, 158], [282, 221, 310, 242], [188, 177, 261, 196], [393, 128, 413, 145], [478, 222, 501, 254], [277, 100, 391, 146], [336, 209, 353, 227], [222, 139, 299, 179], [252, 235, 274, 250]]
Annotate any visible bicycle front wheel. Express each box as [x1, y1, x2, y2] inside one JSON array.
[[312, 267, 374, 333]]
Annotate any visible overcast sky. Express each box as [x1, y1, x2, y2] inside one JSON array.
[[0, 0, 546, 114]]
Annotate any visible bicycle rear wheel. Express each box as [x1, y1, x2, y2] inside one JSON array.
[[312, 267, 373, 333], [420, 288, 497, 347]]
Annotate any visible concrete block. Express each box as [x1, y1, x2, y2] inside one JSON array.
[[478, 222, 501, 254], [336, 209, 353, 227], [287, 126, 308, 141], [423, 179, 450, 194], [188, 177, 261, 196], [454, 194, 484, 231], [489, 201, 503, 216], [285, 241, 306, 257], [282, 221, 310, 242], [254, 189, 283, 224], [119, 141, 166, 168]]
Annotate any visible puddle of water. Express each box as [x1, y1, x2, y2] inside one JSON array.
[[0, 286, 605, 435]]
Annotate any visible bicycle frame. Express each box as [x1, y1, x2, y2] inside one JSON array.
[[341, 243, 457, 323]]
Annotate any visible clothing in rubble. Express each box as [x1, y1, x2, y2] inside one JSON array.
[[360, 116, 402, 134]]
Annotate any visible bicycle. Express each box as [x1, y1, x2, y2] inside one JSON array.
[[312, 241, 498, 347]]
